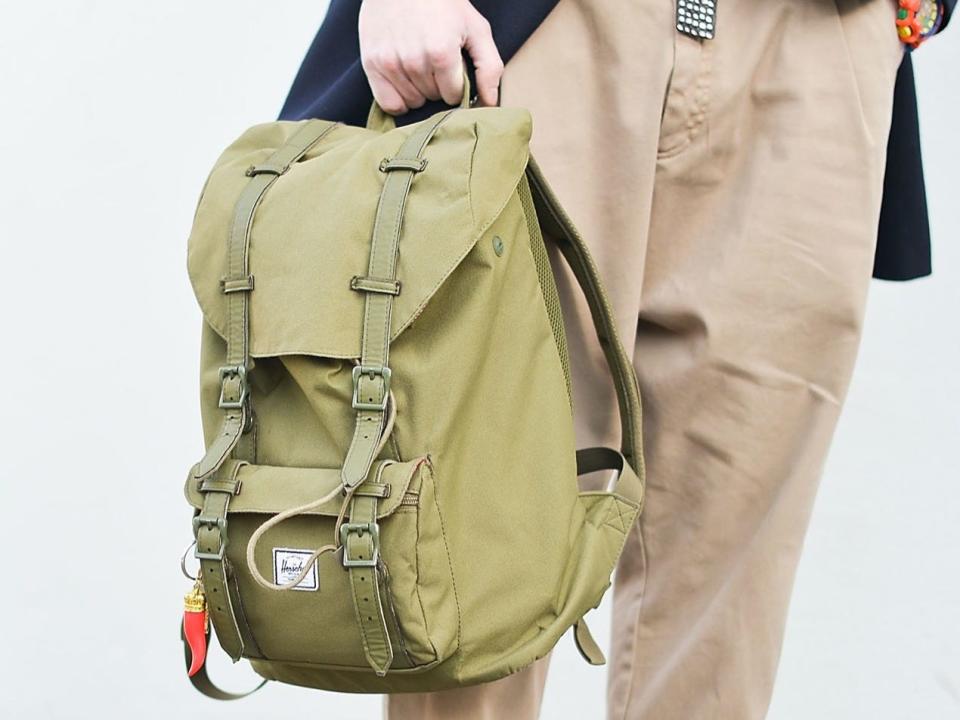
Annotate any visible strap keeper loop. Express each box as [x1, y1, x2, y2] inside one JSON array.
[[218, 365, 249, 409], [350, 275, 401, 296], [198, 460, 247, 496], [379, 157, 428, 173], [220, 275, 255, 293], [245, 163, 285, 177]]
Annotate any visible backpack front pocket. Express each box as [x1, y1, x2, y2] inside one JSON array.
[[185, 456, 460, 672]]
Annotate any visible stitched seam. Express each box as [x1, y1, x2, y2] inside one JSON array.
[[467, 122, 479, 226], [358, 412, 387, 480], [613, 497, 629, 533], [374, 572, 392, 669], [379, 558, 416, 667], [349, 566, 376, 665], [202, 561, 240, 656], [228, 569, 263, 658], [241, 183, 273, 360], [614, 517, 649, 720], [249, 407, 259, 464], [410, 466, 440, 662], [389, 425, 403, 461], [830, 0, 895, 147], [427, 457, 463, 669]]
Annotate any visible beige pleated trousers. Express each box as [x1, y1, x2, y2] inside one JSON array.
[[387, 0, 904, 717]]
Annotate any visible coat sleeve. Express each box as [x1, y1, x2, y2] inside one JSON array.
[[940, 0, 955, 30]]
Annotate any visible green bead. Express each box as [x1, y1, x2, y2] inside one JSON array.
[[898, 8, 909, 19]]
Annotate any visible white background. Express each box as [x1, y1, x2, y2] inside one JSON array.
[[0, 2, 957, 718]]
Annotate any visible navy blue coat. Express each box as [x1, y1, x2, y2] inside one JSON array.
[[279, 1, 954, 281]]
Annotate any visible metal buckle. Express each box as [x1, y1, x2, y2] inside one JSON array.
[[340, 521, 380, 568], [218, 365, 248, 409], [351, 365, 391, 412], [193, 514, 228, 561]]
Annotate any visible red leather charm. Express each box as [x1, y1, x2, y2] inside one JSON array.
[[183, 578, 209, 677]]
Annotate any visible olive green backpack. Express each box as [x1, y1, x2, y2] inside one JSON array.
[[181, 92, 646, 699]]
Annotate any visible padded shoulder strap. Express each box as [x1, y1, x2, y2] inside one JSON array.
[[525, 158, 646, 483]]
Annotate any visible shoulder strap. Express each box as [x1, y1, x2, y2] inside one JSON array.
[[525, 158, 646, 484]]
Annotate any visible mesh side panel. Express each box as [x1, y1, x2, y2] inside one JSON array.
[[518, 173, 572, 405]]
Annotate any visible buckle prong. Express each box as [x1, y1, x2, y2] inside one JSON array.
[[218, 365, 249, 409], [193, 514, 228, 561], [340, 521, 380, 568], [351, 365, 391, 412]]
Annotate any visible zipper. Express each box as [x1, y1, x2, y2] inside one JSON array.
[[399, 491, 419, 507]]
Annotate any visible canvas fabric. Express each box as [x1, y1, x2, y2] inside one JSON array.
[[184, 93, 647, 693], [386, 0, 904, 717]]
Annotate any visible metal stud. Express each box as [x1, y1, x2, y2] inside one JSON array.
[[676, 0, 717, 40]]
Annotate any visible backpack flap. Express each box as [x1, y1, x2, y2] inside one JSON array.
[[187, 109, 532, 359]]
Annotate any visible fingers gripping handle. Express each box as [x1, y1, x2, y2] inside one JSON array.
[[366, 69, 474, 133]]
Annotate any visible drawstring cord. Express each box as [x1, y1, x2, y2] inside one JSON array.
[[244, 390, 397, 591]]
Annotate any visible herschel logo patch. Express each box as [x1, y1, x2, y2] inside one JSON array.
[[272, 548, 319, 591]]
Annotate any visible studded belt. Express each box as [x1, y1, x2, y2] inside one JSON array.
[[676, 0, 717, 40]]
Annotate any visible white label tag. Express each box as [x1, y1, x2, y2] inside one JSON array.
[[272, 548, 319, 591]]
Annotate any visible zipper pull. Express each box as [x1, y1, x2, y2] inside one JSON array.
[[183, 575, 209, 677]]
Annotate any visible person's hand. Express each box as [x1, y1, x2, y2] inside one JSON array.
[[358, 0, 503, 115]]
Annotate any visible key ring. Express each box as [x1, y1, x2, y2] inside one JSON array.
[[181, 540, 199, 581]]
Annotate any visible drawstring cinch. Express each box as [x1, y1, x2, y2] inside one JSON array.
[[244, 388, 398, 591]]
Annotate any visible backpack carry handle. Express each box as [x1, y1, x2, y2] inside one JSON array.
[[366, 68, 475, 133]]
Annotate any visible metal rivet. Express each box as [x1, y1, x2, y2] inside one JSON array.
[[492, 236, 505, 256]]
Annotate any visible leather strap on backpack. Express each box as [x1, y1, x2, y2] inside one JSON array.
[[342, 494, 394, 675], [338, 109, 454, 676], [186, 119, 338, 691], [340, 109, 454, 492]]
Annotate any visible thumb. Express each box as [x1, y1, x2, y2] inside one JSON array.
[[462, 11, 504, 107]]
